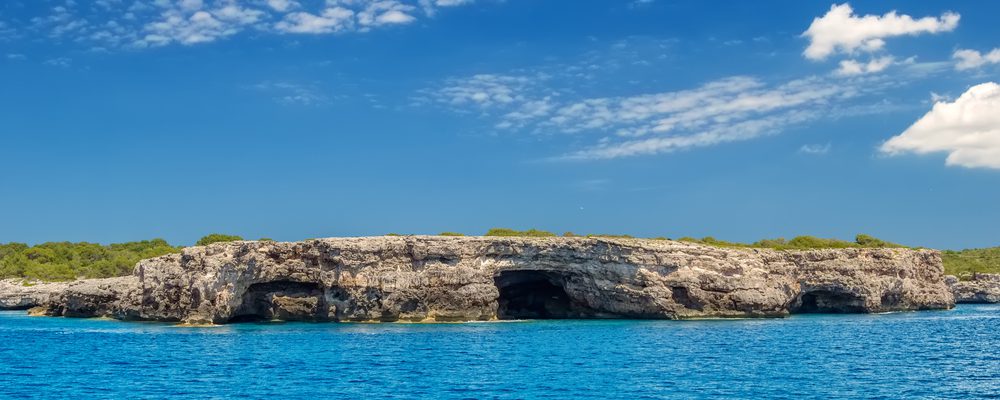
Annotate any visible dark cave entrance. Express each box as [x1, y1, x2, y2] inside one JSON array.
[[228, 281, 326, 323], [494, 270, 595, 320], [791, 289, 866, 314]]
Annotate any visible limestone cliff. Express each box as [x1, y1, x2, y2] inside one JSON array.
[[946, 273, 1000, 303], [4, 237, 955, 323]]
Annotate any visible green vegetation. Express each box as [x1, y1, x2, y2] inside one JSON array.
[[195, 234, 244, 246], [438, 232, 465, 236], [677, 234, 904, 250], [484, 228, 557, 237], [586, 234, 635, 239], [942, 247, 1000, 278], [0, 239, 181, 282]]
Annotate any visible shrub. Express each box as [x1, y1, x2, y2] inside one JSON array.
[[0, 239, 181, 282], [785, 236, 856, 249], [942, 247, 1000, 278], [195, 234, 244, 246], [438, 232, 465, 237], [484, 228, 556, 237], [855, 234, 902, 248]]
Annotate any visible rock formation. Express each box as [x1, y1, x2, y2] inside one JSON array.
[[946, 273, 1000, 303], [2, 237, 955, 324], [0, 279, 68, 310]]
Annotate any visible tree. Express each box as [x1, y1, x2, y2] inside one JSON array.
[[195, 234, 244, 246]]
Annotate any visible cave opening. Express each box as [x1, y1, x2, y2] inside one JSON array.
[[228, 280, 326, 323], [494, 270, 595, 320], [791, 289, 866, 314]]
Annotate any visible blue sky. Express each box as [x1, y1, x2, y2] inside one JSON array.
[[1, 0, 999, 249]]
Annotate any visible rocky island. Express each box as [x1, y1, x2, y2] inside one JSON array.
[[1, 236, 962, 324]]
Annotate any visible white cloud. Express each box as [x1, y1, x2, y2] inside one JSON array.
[[356, 1, 417, 28], [953, 48, 1000, 70], [5, 53, 26, 60], [427, 73, 870, 160], [799, 143, 832, 155], [131, 2, 269, 47], [43, 57, 72, 67], [835, 56, 894, 76], [253, 81, 330, 106], [266, 0, 299, 12], [179, 0, 203, 12], [376, 10, 415, 24], [434, 0, 473, 6], [881, 82, 1000, 169], [8, 0, 476, 49], [562, 110, 819, 160], [431, 74, 539, 109], [802, 3, 959, 61], [930, 92, 950, 103], [275, 8, 354, 34]]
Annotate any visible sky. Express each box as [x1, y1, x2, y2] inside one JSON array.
[[1, 0, 998, 249]]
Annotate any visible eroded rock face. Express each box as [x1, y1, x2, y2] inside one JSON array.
[[0, 280, 69, 310], [38, 277, 143, 320], [6, 237, 955, 323], [946, 273, 1000, 303]]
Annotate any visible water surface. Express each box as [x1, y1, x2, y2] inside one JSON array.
[[2, 306, 998, 399]]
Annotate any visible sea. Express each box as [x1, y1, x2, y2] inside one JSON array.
[[1, 305, 998, 399]]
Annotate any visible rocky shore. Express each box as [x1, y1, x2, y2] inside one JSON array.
[[1, 237, 957, 324]]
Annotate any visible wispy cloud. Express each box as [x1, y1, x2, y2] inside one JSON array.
[[252, 81, 331, 106], [6, 0, 477, 49], [426, 74, 545, 111], [799, 143, 832, 155], [43, 57, 72, 68], [425, 71, 883, 160], [953, 48, 1000, 70], [835, 56, 894, 76]]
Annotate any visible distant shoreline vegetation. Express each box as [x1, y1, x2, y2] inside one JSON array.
[[1, 231, 997, 281]]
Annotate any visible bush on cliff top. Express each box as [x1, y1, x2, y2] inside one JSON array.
[[484, 228, 556, 237], [195, 234, 244, 246], [677, 234, 904, 251], [942, 247, 1000, 278]]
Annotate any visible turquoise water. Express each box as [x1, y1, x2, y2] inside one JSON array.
[[2, 306, 999, 399]]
